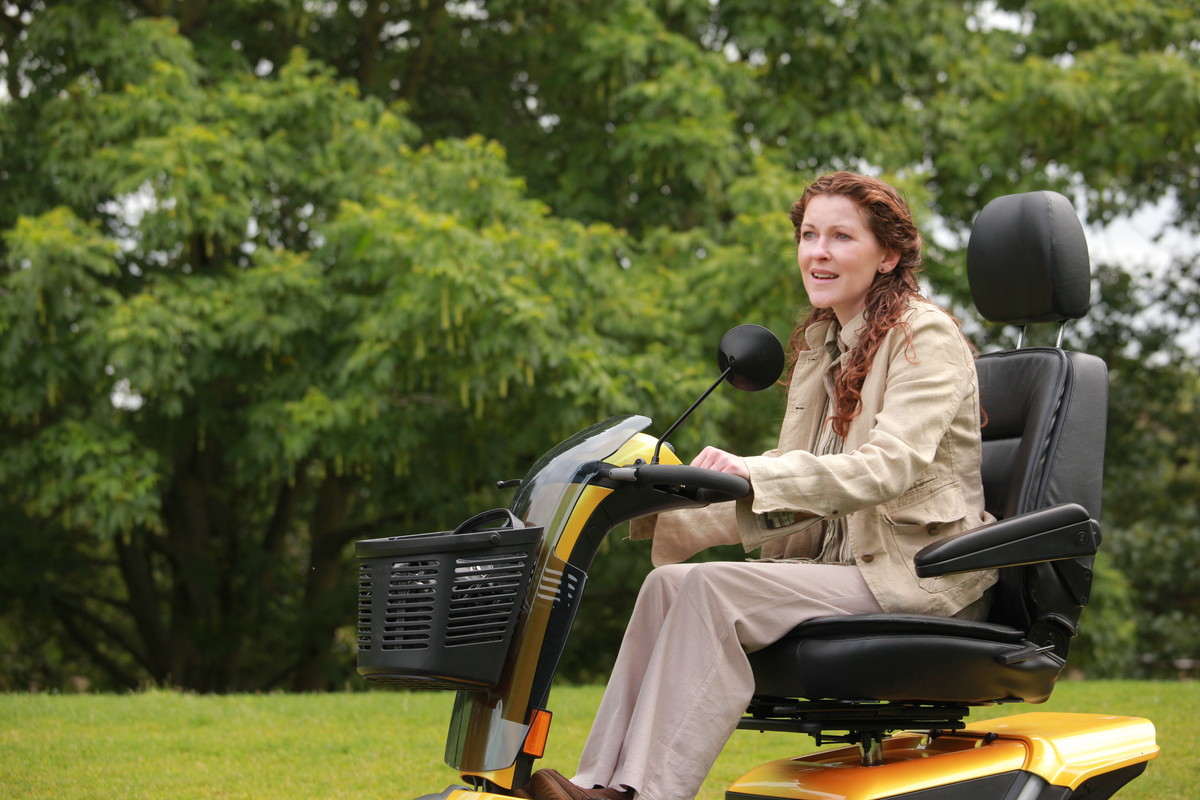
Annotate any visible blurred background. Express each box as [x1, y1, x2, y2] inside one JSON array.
[[0, 0, 1197, 693]]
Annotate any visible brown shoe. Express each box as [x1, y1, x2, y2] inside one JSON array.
[[524, 769, 631, 800], [521, 770, 575, 800]]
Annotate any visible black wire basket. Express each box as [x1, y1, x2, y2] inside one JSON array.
[[355, 509, 541, 690]]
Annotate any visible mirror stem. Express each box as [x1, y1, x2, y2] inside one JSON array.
[[651, 366, 733, 464]]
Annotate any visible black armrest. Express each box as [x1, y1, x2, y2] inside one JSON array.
[[914, 503, 1100, 578]]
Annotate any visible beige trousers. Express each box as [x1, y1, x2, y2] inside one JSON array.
[[572, 562, 883, 800]]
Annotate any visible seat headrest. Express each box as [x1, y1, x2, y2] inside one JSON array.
[[967, 191, 1091, 325]]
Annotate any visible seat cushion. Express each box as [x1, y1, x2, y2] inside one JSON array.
[[748, 615, 1063, 704]]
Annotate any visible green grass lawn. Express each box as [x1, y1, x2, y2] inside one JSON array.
[[1, 681, 1192, 799]]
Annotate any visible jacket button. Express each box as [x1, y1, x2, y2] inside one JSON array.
[[862, 554, 874, 563], [928, 524, 941, 535]]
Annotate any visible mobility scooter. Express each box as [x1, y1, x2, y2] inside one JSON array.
[[354, 190, 1159, 799]]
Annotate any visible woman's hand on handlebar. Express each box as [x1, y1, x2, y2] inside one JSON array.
[[690, 446, 750, 480]]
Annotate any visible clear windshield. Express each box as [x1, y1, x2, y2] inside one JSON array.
[[511, 414, 651, 528]]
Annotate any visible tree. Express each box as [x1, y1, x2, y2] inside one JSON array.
[[1071, 257, 1200, 675], [1, 0, 1197, 689], [0, 11, 703, 690]]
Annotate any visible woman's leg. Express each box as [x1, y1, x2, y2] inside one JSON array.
[[572, 563, 695, 790], [573, 562, 882, 800]]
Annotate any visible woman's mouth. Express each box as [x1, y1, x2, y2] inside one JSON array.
[[811, 270, 838, 281]]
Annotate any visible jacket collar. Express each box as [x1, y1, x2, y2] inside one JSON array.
[[804, 310, 869, 355]]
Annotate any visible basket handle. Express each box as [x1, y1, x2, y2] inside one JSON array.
[[451, 507, 526, 536]]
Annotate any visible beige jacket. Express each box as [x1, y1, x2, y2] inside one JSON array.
[[633, 298, 997, 617]]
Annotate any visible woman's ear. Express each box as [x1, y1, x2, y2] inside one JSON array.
[[878, 250, 901, 274]]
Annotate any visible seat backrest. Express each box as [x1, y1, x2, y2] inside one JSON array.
[[977, 349, 1107, 522], [966, 191, 1107, 649]]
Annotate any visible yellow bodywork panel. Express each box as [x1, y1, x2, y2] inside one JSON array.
[[551, 484, 613, 561], [963, 712, 1159, 790], [453, 763, 517, 796], [727, 732, 1027, 800], [552, 433, 679, 562], [606, 432, 680, 469], [727, 713, 1157, 799]]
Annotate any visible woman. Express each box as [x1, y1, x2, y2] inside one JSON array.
[[520, 172, 996, 800]]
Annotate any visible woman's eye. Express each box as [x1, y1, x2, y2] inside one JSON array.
[[801, 231, 817, 240]]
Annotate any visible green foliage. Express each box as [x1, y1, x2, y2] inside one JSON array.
[[1073, 259, 1200, 675], [1070, 552, 1138, 678], [1108, 523, 1200, 675], [0, 5, 701, 691], [0, 0, 1197, 690]]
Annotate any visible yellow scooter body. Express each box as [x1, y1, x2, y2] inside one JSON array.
[[727, 712, 1158, 799]]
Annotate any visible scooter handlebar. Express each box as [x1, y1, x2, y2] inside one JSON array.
[[617, 463, 751, 504]]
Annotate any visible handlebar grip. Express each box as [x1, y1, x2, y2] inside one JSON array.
[[632, 464, 751, 500]]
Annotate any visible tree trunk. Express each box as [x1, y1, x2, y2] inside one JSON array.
[[291, 472, 352, 691], [162, 440, 235, 691]]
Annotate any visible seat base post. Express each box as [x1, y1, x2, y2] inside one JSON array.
[[858, 732, 884, 766], [738, 700, 975, 769]]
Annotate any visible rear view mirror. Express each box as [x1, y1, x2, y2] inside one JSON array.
[[650, 324, 785, 463], [718, 324, 785, 392]]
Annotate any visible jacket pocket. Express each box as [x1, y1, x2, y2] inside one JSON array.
[[882, 478, 966, 534], [881, 479, 969, 584]]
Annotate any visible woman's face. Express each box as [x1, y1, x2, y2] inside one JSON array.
[[797, 194, 900, 326]]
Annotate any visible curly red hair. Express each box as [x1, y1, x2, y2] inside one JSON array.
[[786, 172, 927, 438]]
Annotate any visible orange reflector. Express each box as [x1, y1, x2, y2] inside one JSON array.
[[522, 709, 553, 758]]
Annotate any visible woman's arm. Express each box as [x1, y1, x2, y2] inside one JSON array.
[[744, 308, 977, 521]]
